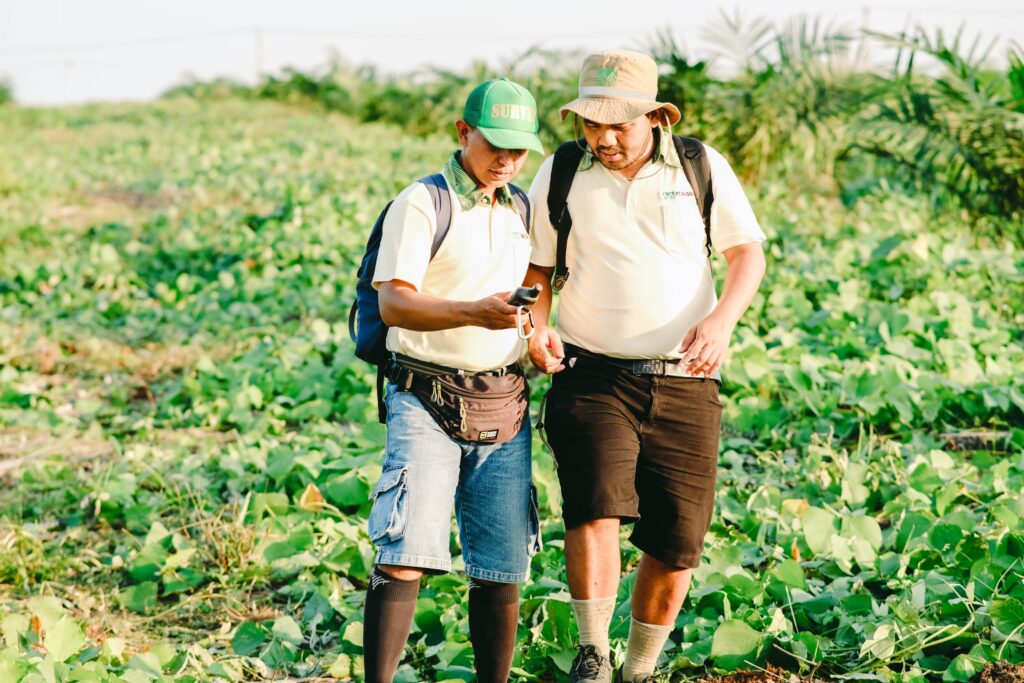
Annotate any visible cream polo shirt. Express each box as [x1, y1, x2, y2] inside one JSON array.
[[528, 141, 765, 361], [372, 162, 532, 372]]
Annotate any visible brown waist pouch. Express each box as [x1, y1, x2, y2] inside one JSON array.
[[392, 358, 528, 443]]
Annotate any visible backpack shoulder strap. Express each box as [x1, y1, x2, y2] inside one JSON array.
[[348, 198, 396, 345], [548, 140, 586, 291], [419, 172, 453, 258], [508, 183, 531, 233], [673, 136, 714, 259]]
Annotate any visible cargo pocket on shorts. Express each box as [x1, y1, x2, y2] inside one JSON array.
[[368, 465, 409, 545], [527, 483, 542, 556]]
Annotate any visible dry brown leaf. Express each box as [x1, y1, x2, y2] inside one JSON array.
[[298, 483, 325, 511]]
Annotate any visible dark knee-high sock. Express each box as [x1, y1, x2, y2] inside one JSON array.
[[363, 567, 420, 683], [467, 580, 520, 683]]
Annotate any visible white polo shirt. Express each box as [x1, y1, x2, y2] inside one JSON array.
[[372, 163, 532, 372], [529, 141, 765, 360]]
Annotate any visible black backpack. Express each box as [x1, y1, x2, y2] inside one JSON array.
[[546, 136, 715, 291], [348, 172, 531, 421]]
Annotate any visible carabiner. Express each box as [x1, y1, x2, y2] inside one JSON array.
[[516, 306, 535, 340]]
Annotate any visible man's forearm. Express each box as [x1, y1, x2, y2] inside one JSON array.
[[379, 285, 472, 331], [712, 244, 766, 326], [523, 264, 554, 327]]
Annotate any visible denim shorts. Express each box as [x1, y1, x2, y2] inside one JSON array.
[[366, 384, 541, 584]]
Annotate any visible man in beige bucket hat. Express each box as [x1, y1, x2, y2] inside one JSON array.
[[522, 50, 768, 681]]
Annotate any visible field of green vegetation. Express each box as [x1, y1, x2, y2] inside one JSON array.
[[2, 21, 1023, 683]]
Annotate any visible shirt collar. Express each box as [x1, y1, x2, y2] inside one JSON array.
[[443, 151, 515, 211], [577, 125, 681, 171]]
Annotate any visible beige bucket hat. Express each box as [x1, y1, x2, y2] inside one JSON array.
[[560, 49, 681, 126]]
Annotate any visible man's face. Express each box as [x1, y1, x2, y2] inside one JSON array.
[[456, 121, 528, 193], [581, 112, 659, 171]]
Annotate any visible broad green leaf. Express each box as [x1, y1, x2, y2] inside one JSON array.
[[794, 632, 827, 662], [801, 506, 836, 555], [266, 447, 296, 483], [936, 483, 961, 516], [130, 543, 169, 582], [831, 535, 855, 573], [27, 596, 65, 631], [991, 599, 1024, 636], [118, 582, 159, 615], [103, 637, 127, 662], [0, 656, 20, 683], [324, 472, 371, 507], [842, 515, 883, 550], [943, 654, 984, 682], [842, 461, 870, 505], [930, 524, 963, 554], [127, 651, 164, 675], [142, 522, 171, 547], [711, 620, 762, 670], [252, 492, 289, 518], [328, 653, 352, 678], [771, 559, 806, 588], [43, 615, 84, 663], [860, 623, 896, 661], [163, 547, 197, 571], [897, 512, 933, 551], [121, 669, 156, 683], [231, 621, 266, 656], [2, 613, 29, 647], [271, 616, 304, 645], [342, 620, 363, 647]]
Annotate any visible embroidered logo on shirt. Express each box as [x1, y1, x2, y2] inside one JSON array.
[[662, 190, 694, 199]]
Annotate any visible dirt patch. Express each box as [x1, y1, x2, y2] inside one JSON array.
[[0, 428, 113, 476], [4, 331, 236, 387], [48, 186, 187, 230], [976, 661, 1024, 683], [83, 187, 175, 211], [690, 666, 826, 683]]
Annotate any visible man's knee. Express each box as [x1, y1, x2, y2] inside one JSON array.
[[566, 516, 621, 538], [376, 564, 424, 582], [639, 553, 695, 584]]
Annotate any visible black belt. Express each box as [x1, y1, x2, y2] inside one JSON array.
[[563, 344, 709, 379]]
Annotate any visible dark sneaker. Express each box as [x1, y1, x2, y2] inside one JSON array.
[[569, 644, 613, 682], [614, 669, 650, 683]]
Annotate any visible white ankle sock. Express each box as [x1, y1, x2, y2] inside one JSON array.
[[621, 617, 673, 680], [570, 596, 617, 657]]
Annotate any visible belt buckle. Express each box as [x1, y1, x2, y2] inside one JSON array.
[[634, 359, 666, 376]]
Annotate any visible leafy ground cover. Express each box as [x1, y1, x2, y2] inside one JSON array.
[[1, 98, 1023, 682]]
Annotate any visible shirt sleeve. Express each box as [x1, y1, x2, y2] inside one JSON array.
[[372, 184, 436, 291], [705, 145, 767, 253], [527, 156, 557, 268]]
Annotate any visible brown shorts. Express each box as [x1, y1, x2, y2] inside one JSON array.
[[543, 351, 723, 569]]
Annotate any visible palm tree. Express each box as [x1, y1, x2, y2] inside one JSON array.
[[852, 28, 1024, 237]]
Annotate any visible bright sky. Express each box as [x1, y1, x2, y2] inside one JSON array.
[[0, 0, 1021, 106]]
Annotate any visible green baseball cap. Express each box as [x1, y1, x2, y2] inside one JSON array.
[[463, 77, 545, 155]]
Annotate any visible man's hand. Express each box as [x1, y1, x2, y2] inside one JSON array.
[[528, 326, 565, 373], [467, 292, 520, 330], [679, 313, 736, 376]]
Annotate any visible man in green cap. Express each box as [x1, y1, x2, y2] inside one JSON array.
[[361, 77, 544, 683]]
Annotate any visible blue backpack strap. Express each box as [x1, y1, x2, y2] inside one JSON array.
[[420, 173, 453, 258], [508, 183, 531, 233]]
